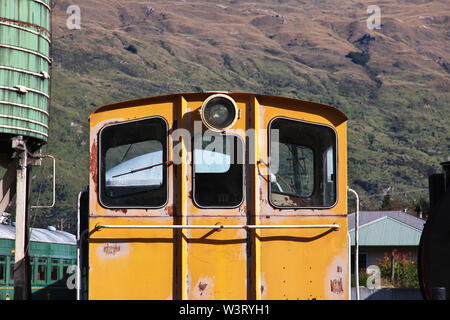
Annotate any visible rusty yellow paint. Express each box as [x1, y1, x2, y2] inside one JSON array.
[[87, 93, 348, 300], [256, 98, 348, 299], [88, 217, 175, 300], [258, 216, 348, 300], [89, 101, 175, 218], [185, 217, 248, 299]]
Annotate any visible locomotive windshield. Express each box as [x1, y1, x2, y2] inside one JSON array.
[[99, 117, 168, 208], [269, 118, 337, 208], [193, 134, 244, 207]]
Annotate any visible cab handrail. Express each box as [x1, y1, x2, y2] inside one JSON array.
[[95, 224, 340, 230]]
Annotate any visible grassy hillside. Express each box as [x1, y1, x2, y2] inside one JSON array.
[[25, 0, 449, 232]]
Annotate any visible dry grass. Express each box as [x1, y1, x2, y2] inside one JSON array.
[[30, 0, 450, 231]]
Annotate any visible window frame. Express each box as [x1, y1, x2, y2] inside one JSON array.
[[192, 133, 245, 209], [268, 116, 339, 210], [98, 116, 169, 209]]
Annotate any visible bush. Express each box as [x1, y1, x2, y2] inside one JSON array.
[[351, 270, 370, 287], [377, 250, 419, 288], [345, 51, 370, 66], [124, 44, 138, 54]]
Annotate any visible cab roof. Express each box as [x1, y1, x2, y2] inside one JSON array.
[[0, 223, 76, 245], [90, 92, 348, 125]]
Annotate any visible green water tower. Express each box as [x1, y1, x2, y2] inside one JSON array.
[[0, 0, 51, 156], [0, 1, 53, 300]]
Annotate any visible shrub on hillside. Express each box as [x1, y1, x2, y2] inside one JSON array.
[[345, 51, 370, 66]]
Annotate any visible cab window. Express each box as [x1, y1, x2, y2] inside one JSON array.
[[269, 118, 337, 208], [193, 134, 243, 207], [99, 117, 168, 208]]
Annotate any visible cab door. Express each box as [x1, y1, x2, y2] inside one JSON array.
[[255, 97, 349, 300], [178, 95, 249, 299]]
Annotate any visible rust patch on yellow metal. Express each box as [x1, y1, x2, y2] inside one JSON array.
[[330, 265, 344, 294], [165, 205, 174, 216], [198, 282, 208, 295], [110, 208, 127, 214], [97, 242, 130, 259], [90, 139, 98, 189], [104, 243, 121, 256], [330, 278, 344, 294], [192, 277, 214, 299], [324, 256, 348, 299]]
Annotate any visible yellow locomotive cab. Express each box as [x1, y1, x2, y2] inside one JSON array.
[[83, 92, 348, 300]]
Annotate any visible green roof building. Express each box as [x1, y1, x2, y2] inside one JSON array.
[[348, 211, 425, 271]]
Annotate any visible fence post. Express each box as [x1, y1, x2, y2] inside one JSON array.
[[391, 253, 395, 285]]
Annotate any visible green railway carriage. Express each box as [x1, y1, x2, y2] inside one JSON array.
[[0, 221, 76, 300]]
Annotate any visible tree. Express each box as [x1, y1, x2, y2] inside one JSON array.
[[415, 197, 430, 216], [381, 194, 391, 209]]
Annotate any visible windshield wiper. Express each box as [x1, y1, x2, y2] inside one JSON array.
[[111, 160, 173, 179], [258, 158, 296, 194]]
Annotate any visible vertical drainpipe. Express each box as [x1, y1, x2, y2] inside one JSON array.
[[76, 189, 83, 301], [347, 232, 351, 300], [348, 187, 360, 300]]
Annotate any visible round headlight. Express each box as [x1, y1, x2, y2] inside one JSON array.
[[200, 94, 238, 132]]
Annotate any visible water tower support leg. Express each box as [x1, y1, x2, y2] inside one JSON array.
[[12, 137, 32, 300], [0, 157, 17, 213]]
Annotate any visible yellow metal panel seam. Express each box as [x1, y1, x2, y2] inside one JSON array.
[[253, 96, 262, 300], [180, 95, 188, 300]]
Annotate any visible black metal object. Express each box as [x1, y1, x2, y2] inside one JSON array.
[[429, 174, 445, 215], [418, 161, 450, 300], [78, 188, 89, 300], [430, 287, 446, 300]]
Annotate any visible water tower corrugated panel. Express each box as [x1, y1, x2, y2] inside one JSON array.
[[0, 0, 51, 144]]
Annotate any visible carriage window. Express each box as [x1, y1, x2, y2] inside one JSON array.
[[50, 259, 59, 281], [37, 258, 47, 282], [0, 256, 5, 283], [193, 135, 243, 207], [269, 118, 336, 208], [51, 266, 58, 281], [100, 117, 168, 208]]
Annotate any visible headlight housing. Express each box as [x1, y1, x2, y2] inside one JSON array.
[[200, 94, 238, 132]]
